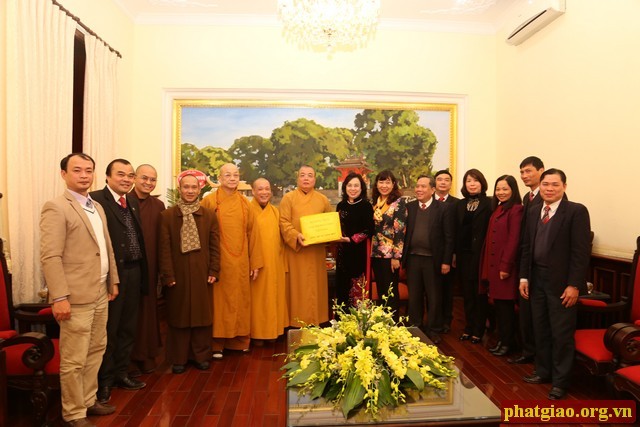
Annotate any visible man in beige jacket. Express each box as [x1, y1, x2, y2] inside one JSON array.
[[40, 153, 120, 427]]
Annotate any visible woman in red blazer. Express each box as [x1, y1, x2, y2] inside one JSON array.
[[480, 175, 523, 357]]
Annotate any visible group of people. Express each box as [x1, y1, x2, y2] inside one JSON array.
[[40, 153, 590, 425], [333, 156, 591, 402]]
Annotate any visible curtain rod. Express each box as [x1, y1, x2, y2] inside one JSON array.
[[51, 0, 122, 59]]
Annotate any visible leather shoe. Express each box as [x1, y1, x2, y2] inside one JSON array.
[[172, 364, 186, 374], [192, 360, 210, 370], [86, 401, 116, 416], [115, 376, 146, 390], [491, 345, 511, 357], [426, 332, 441, 345], [508, 355, 534, 364], [523, 374, 551, 384], [64, 418, 96, 427], [470, 336, 482, 344], [488, 341, 502, 353], [459, 333, 471, 341], [548, 386, 567, 400], [96, 386, 111, 403]]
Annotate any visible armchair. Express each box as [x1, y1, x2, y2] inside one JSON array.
[[574, 236, 640, 375]]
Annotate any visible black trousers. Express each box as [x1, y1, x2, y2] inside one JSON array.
[[371, 257, 399, 314], [99, 263, 142, 386], [406, 255, 442, 332], [494, 299, 517, 346], [458, 253, 485, 338], [518, 294, 536, 357], [530, 266, 577, 389], [441, 267, 456, 328]]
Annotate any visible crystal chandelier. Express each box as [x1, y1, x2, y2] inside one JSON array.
[[277, 0, 381, 52]]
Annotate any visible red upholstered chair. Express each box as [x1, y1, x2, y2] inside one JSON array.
[[574, 236, 640, 375], [0, 242, 60, 425], [607, 320, 640, 402]]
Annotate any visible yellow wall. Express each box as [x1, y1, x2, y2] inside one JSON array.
[[3, 0, 638, 257], [0, 1, 7, 241], [496, 0, 640, 257]]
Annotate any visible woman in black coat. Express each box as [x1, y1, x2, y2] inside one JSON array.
[[456, 169, 492, 344]]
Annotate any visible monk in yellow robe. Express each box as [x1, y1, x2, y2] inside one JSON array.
[[249, 178, 288, 341], [279, 166, 332, 327], [201, 164, 263, 358]]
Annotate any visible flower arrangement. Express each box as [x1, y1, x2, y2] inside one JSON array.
[[281, 278, 457, 419]]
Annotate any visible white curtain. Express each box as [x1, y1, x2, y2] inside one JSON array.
[[6, 0, 76, 304], [83, 35, 119, 178]]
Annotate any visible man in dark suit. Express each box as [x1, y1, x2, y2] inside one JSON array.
[[403, 175, 455, 344], [41, 153, 119, 425], [91, 159, 148, 403], [519, 168, 591, 400], [509, 156, 544, 364], [434, 169, 459, 333]]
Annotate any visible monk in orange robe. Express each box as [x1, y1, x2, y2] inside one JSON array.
[[201, 163, 263, 358], [249, 178, 288, 341], [279, 166, 332, 327]]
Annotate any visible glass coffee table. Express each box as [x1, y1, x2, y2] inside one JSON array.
[[286, 328, 501, 426]]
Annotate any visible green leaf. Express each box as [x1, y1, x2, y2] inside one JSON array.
[[294, 344, 319, 355], [310, 378, 329, 400], [342, 373, 366, 418], [405, 368, 424, 391], [346, 334, 357, 347], [421, 358, 451, 377], [324, 379, 342, 401], [377, 370, 395, 407], [281, 361, 300, 372], [288, 360, 320, 387]]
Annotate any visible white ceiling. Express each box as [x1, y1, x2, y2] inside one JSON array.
[[111, 0, 525, 33]]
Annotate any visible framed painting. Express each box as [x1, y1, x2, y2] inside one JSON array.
[[172, 98, 458, 205]]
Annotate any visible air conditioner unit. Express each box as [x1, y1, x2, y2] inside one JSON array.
[[506, 0, 566, 46]]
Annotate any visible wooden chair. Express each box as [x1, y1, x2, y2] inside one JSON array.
[[574, 236, 640, 375], [0, 241, 60, 426], [606, 321, 640, 402]]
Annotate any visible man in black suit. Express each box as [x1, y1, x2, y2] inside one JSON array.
[[509, 156, 544, 364], [91, 159, 148, 402], [403, 175, 455, 344], [519, 168, 590, 400], [434, 169, 458, 333]]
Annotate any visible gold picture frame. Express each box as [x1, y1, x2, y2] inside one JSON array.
[[172, 98, 458, 199]]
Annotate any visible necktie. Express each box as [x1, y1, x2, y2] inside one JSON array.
[[86, 199, 94, 209], [119, 196, 127, 209], [529, 192, 534, 202], [542, 205, 550, 224], [420, 203, 427, 210], [438, 197, 445, 202]]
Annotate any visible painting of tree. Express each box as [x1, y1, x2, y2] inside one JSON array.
[[173, 100, 456, 195]]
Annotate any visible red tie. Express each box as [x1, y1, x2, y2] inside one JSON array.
[[542, 205, 550, 224], [529, 192, 534, 202], [438, 197, 445, 202], [119, 196, 127, 209], [420, 203, 427, 210]]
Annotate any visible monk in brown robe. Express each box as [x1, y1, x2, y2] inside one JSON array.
[[279, 165, 332, 327], [159, 173, 220, 374], [249, 178, 288, 342], [201, 163, 263, 358], [129, 164, 164, 375]]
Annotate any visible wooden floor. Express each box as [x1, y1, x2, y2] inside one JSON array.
[[7, 297, 633, 426]]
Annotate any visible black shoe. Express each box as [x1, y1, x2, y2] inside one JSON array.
[[488, 341, 502, 353], [523, 374, 551, 384], [427, 332, 441, 345], [491, 345, 511, 356], [548, 386, 567, 400], [508, 354, 534, 364], [192, 360, 210, 370], [86, 401, 116, 416], [441, 325, 451, 334], [172, 364, 186, 374], [470, 336, 482, 344], [115, 376, 146, 390], [459, 333, 471, 341], [96, 386, 111, 403]]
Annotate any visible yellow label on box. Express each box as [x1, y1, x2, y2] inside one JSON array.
[[300, 212, 342, 245]]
